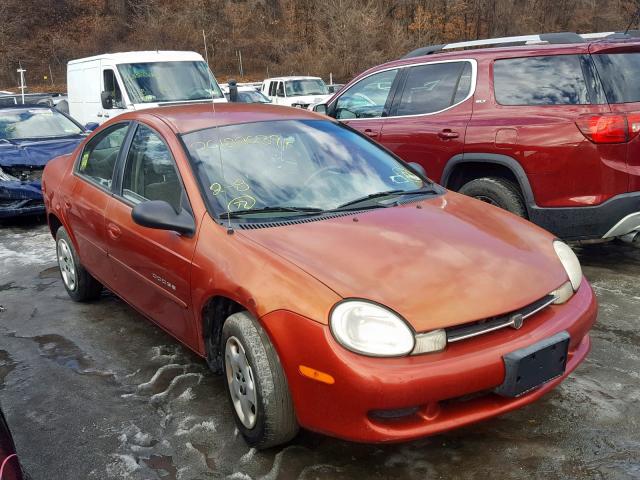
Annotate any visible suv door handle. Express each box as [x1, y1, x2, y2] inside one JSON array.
[[438, 129, 459, 139], [107, 223, 121, 240], [363, 128, 378, 138]]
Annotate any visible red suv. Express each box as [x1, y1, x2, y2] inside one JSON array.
[[315, 32, 640, 241]]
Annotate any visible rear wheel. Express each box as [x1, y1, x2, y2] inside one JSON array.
[[55, 227, 103, 302], [222, 312, 298, 449], [458, 177, 527, 218]]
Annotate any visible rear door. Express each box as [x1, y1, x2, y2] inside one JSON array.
[[105, 122, 197, 342], [590, 45, 640, 192], [379, 60, 474, 180], [328, 68, 401, 141]]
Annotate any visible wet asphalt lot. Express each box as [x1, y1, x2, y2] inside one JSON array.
[[0, 219, 639, 480]]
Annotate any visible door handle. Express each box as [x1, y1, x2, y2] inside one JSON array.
[[363, 128, 378, 138], [438, 129, 459, 139], [107, 223, 121, 240]]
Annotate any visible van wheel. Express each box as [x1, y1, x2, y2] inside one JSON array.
[[222, 312, 298, 449], [459, 177, 527, 218], [55, 227, 103, 302]]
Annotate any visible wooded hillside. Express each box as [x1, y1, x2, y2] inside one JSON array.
[[0, 0, 638, 91]]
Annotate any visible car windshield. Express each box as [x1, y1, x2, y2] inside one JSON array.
[[238, 91, 271, 103], [0, 109, 83, 140], [117, 61, 224, 103], [183, 119, 430, 218], [285, 79, 328, 97]]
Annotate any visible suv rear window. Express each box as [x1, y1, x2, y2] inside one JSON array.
[[494, 55, 589, 105], [592, 53, 640, 104]]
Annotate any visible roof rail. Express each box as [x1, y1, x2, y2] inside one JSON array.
[[402, 32, 585, 58]]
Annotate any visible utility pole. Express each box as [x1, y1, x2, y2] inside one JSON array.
[[17, 63, 26, 104]]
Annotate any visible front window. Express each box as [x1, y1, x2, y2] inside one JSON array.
[[285, 79, 328, 97], [0, 108, 83, 140], [335, 69, 398, 119], [117, 61, 224, 103], [237, 91, 271, 103], [183, 120, 434, 219]]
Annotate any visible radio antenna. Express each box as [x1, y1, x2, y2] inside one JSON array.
[[202, 29, 233, 235]]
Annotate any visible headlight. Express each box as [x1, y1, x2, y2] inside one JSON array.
[[553, 240, 582, 291], [330, 300, 415, 357]]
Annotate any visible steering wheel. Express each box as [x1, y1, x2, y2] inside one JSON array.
[[302, 166, 346, 187]]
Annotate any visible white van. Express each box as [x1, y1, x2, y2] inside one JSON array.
[[261, 77, 332, 109], [67, 51, 226, 125]]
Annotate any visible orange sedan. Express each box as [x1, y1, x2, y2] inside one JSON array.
[[42, 104, 596, 448]]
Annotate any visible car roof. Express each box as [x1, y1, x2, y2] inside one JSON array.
[[141, 103, 329, 134], [68, 51, 204, 65], [0, 105, 56, 111]]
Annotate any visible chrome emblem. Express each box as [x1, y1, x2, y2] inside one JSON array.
[[510, 313, 524, 330]]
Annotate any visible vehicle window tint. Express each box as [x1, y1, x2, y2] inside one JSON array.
[[103, 69, 124, 108], [453, 62, 473, 104], [396, 62, 470, 116], [122, 124, 184, 212], [592, 53, 640, 103], [335, 69, 398, 119], [276, 82, 285, 97], [77, 123, 129, 188], [494, 55, 589, 105]]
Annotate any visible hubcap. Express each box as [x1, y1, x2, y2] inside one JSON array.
[[57, 238, 77, 291], [225, 336, 257, 429]]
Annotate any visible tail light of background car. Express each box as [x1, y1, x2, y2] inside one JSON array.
[[576, 112, 640, 144]]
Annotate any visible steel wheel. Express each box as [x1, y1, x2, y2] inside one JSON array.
[[225, 336, 257, 429], [57, 238, 77, 291]]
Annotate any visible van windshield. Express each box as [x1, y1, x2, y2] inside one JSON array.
[[285, 79, 328, 97], [117, 61, 224, 103]]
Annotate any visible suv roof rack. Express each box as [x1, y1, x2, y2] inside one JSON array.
[[402, 31, 640, 59]]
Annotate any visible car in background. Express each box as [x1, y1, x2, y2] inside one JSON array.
[[0, 93, 69, 114], [0, 406, 25, 480], [43, 103, 595, 448], [221, 85, 271, 103], [261, 76, 332, 108], [314, 31, 640, 242], [0, 106, 90, 218]]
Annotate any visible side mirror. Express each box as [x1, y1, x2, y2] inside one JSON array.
[[408, 162, 427, 178], [313, 104, 328, 115], [100, 91, 113, 110], [84, 122, 99, 132], [131, 200, 195, 236]]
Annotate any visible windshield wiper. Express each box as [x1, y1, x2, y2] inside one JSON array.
[[334, 187, 437, 210], [220, 206, 325, 219]]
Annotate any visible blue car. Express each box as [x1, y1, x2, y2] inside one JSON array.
[[0, 106, 95, 218]]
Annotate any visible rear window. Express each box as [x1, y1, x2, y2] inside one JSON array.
[[592, 53, 640, 104], [494, 55, 590, 105]]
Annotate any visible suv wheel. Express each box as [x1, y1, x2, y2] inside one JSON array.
[[459, 177, 527, 218], [222, 312, 298, 449], [55, 227, 103, 302]]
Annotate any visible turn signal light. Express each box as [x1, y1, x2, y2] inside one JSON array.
[[576, 112, 640, 144], [298, 365, 335, 385]]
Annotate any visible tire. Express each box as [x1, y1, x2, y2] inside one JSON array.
[[55, 226, 103, 302], [222, 312, 298, 449], [458, 177, 527, 218]]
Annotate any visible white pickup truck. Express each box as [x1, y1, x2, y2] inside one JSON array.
[[261, 76, 332, 109], [67, 51, 226, 125]]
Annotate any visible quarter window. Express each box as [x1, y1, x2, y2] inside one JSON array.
[[121, 124, 185, 212], [77, 123, 129, 188], [334, 69, 398, 119], [396, 62, 472, 116], [494, 55, 590, 105]]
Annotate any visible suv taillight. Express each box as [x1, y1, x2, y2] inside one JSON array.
[[576, 113, 640, 144]]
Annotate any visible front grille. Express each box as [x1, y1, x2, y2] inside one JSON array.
[[3, 166, 44, 182], [446, 294, 556, 343]]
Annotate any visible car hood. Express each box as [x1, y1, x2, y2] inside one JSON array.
[[0, 137, 84, 168], [241, 192, 568, 331]]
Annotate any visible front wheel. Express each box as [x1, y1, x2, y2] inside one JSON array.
[[222, 312, 298, 449], [55, 227, 103, 302]]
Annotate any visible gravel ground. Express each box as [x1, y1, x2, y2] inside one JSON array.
[[0, 220, 639, 480]]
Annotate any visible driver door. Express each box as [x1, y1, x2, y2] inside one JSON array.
[[329, 68, 400, 141], [99, 67, 127, 123]]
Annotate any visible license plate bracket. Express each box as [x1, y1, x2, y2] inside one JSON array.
[[494, 331, 570, 398]]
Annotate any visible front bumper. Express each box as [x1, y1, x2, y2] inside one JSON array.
[[0, 180, 44, 218], [261, 280, 597, 443], [530, 191, 640, 240]]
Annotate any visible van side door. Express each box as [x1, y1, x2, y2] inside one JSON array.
[[379, 60, 475, 181]]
